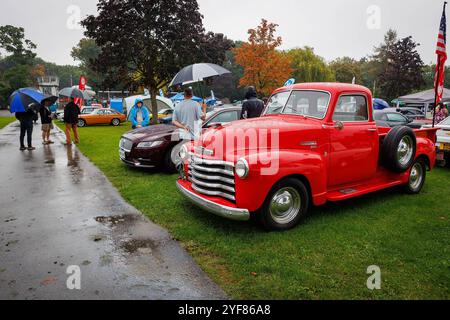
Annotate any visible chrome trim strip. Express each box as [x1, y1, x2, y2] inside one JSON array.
[[191, 177, 235, 193], [190, 168, 235, 185], [191, 164, 235, 177], [191, 184, 236, 201], [192, 155, 235, 167], [177, 182, 249, 221]]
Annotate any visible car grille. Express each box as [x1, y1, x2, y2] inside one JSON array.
[[120, 138, 133, 152], [188, 155, 236, 202]]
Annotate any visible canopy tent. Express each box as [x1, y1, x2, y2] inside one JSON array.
[[394, 88, 450, 105], [170, 92, 203, 103]]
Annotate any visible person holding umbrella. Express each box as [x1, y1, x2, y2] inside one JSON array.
[[63, 97, 81, 145], [8, 88, 46, 151], [39, 96, 57, 145], [172, 88, 206, 140]]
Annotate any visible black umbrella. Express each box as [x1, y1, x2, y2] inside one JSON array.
[[169, 63, 231, 87], [41, 95, 58, 106]]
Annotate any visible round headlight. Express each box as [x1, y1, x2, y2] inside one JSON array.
[[179, 144, 188, 160], [235, 158, 249, 179]]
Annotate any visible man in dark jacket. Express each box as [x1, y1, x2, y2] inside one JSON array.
[[240, 86, 265, 119], [64, 97, 80, 145], [16, 109, 36, 151]]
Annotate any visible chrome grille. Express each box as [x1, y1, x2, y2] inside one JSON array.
[[120, 138, 133, 152], [188, 155, 236, 201]]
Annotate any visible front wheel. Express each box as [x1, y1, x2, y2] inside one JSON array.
[[77, 119, 86, 127], [403, 160, 426, 194], [259, 178, 310, 231], [111, 118, 120, 126]]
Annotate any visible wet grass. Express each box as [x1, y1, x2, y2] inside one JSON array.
[[0, 117, 16, 129], [57, 122, 450, 300]]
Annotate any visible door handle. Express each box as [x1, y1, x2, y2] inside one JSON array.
[[322, 121, 344, 130], [367, 128, 377, 132]]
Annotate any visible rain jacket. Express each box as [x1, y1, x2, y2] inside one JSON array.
[[129, 98, 150, 128], [241, 87, 265, 119]]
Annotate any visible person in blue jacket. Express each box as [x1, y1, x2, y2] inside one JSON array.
[[129, 98, 150, 129]]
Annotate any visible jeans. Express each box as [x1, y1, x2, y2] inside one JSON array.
[[19, 120, 33, 148]]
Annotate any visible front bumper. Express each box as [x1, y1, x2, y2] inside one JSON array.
[[176, 180, 250, 221]]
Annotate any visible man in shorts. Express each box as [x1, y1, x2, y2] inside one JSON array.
[[40, 100, 54, 145]]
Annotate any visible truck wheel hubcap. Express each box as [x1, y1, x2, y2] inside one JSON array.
[[397, 136, 413, 166], [269, 187, 301, 225], [409, 163, 423, 190]]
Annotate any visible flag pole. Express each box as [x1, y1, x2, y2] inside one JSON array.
[[433, 1, 448, 128]]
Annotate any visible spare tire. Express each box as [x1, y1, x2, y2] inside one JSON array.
[[381, 126, 417, 173]]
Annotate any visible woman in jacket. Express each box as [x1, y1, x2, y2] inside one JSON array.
[[39, 100, 54, 145]]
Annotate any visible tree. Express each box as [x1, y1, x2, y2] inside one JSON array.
[[0, 25, 36, 63], [82, 0, 223, 123], [287, 47, 335, 83], [71, 38, 106, 91], [234, 19, 292, 96], [329, 57, 361, 83], [376, 36, 425, 101]]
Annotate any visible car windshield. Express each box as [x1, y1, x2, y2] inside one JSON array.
[[265, 90, 331, 119]]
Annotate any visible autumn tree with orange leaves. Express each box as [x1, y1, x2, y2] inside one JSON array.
[[234, 19, 292, 96]]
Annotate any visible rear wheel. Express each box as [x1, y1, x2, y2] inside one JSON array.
[[403, 159, 426, 194], [111, 118, 120, 126], [77, 119, 86, 127], [259, 178, 310, 231]]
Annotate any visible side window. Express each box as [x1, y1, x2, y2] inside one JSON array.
[[333, 95, 368, 122], [97, 110, 105, 115], [210, 111, 238, 124], [386, 113, 407, 123]]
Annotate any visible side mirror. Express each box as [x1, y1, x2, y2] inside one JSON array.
[[334, 121, 345, 130]]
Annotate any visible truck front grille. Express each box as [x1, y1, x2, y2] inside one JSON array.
[[188, 156, 236, 202]]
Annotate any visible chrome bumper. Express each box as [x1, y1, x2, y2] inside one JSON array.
[[176, 181, 250, 221]]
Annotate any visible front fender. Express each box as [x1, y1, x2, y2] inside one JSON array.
[[235, 150, 328, 212]]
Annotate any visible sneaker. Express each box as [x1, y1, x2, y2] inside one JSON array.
[[47, 140, 55, 144], [20, 146, 26, 151], [27, 146, 36, 151]]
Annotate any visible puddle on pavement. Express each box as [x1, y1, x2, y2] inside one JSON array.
[[120, 239, 160, 254], [95, 214, 139, 227]]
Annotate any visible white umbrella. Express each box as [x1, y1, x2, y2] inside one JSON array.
[[169, 63, 231, 87]]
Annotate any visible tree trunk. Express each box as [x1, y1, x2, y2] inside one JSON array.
[[149, 86, 159, 125]]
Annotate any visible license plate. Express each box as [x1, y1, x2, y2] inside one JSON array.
[[119, 149, 126, 160], [440, 143, 450, 151]]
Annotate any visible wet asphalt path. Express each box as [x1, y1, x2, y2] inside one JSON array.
[[0, 122, 226, 300]]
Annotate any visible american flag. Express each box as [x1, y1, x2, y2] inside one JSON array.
[[435, 3, 448, 105]]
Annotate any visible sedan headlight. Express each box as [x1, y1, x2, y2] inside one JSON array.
[[136, 141, 164, 149], [235, 158, 249, 179]]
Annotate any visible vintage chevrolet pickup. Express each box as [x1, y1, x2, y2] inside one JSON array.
[[177, 83, 438, 231]]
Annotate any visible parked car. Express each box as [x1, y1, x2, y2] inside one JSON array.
[[424, 116, 450, 167], [176, 83, 438, 231], [383, 107, 426, 120], [81, 106, 101, 114], [374, 110, 423, 129], [78, 109, 127, 127], [149, 108, 174, 122], [119, 107, 242, 171]]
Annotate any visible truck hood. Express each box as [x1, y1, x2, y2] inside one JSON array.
[[196, 115, 323, 161]]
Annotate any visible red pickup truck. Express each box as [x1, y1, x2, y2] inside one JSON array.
[[177, 83, 438, 231]]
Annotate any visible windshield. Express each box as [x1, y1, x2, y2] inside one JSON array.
[[265, 90, 331, 119]]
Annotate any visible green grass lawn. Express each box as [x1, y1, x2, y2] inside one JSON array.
[[0, 117, 16, 129], [57, 122, 450, 300]]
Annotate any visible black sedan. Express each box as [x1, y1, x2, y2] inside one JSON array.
[[374, 110, 423, 129], [119, 106, 242, 172], [383, 107, 426, 121]]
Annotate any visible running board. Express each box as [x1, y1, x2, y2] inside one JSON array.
[[326, 180, 405, 202]]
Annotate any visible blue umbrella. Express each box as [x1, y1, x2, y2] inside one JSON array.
[[8, 88, 45, 113], [372, 98, 390, 110]]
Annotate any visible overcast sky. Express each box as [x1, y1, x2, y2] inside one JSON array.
[[0, 0, 445, 66]]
